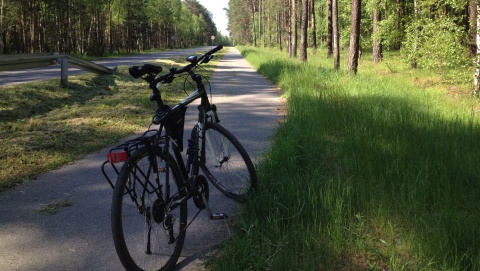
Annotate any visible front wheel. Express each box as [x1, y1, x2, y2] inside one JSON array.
[[194, 122, 257, 202], [111, 146, 187, 271]]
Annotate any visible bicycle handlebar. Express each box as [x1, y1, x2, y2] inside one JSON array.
[[151, 44, 223, 85], [128, 45, 223, 114], [128, 45, 223, 85]]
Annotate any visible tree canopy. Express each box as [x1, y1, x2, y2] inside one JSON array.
[[0, 0, 229, 56]]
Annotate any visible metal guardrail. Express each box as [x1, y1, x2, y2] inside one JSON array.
[[0, 53, 114, 86]]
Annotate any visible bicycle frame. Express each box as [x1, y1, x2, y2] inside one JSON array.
[[156, 70, 223, 214], [101, 68, 230, 216]]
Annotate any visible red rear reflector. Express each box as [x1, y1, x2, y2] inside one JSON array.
[[107, 152, 128, 163]]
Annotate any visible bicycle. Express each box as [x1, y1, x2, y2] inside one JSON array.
[[101, 45, 257, 271]]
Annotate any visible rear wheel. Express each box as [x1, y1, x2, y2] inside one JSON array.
[[111, 146, 187, 271], [193, 122, 257, 202]]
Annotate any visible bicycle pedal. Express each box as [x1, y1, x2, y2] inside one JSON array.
[[211, 213, 228, 220]]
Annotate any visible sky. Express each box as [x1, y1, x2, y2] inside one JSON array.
[[196, 0, 230, 37]]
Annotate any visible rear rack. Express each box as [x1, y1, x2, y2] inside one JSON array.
[[101, 130, 163, 190]]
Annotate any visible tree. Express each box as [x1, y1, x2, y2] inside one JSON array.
[[347, 0, 361, 74], [333, 0, 340, 70], [470, 0, 477, 58], [410, 0, 420, 68], [228, 0, 253, 45], [403, 3, 469, 81], [327, 0, 333, 57], [285, 0, 291, 54], [290, 0, 297, 57], [0, 0, 4, 53], [372, 0, 382, 62], [300, 0, 308, 61], [474, 0, 480, 96], [276, 10, 282, 50], [310, 0, 316, 51], [185, 0, 217, 45], [250, 0, 257, 46]]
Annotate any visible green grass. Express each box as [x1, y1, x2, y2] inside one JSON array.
[[207, 47, 480, 270], [0, 51, 224, 191]]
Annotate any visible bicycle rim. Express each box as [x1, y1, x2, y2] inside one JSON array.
[[111, 147, 187, 271], [199, 122, 257, 202]]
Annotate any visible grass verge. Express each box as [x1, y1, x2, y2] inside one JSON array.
[[0, 49, 224, 191], [207, 47, 480, 270]]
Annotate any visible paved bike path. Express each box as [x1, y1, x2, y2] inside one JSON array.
[[0, 47, 283, 271]]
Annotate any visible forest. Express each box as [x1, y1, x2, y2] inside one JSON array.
[[0, 0, 229, 56], [209, 1, 480, 270], [227, 0, 480, 93], [2, 1, 480, 269]]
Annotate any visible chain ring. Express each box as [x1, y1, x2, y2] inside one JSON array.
[[192, 175, 209, 210]]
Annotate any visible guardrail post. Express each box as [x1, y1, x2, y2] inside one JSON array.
[[60, 57, 68, 87]]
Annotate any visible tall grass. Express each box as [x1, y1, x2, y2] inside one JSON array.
[[208, 47, 480, 270]]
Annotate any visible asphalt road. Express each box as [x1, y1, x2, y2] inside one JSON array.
[[0, 47, 283, 270], [0, 47, 213, 86]]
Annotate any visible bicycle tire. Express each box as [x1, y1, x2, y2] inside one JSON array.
[[193, 121, 257, 202], [111, 146, 187, 271]]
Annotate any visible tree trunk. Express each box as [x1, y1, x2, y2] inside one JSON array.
[[0, 0, 4, 53], [109, 0, 113, 54], [333, 0, 340, 70], [251, 0, 257, 46], [20, 1, 27, 53], [474, 1, 480, 96], [66, 0, 71, 53], [277, 11, 282, 50], [395, 0, 403, 50], [311, 0, 317, 51], [29, 0, 35, 53], [300, 0, 308, 61], [285, 0, 291, 54], [268, 12, 271, 46], [411, 0, 419, 68], [291, 0, 297, 57], [347, 0, 361, 74], [372, 2, 382, 62], [327, 0, 333, 57], [470, 0, 477, 58], [258, 0, 262, 47]]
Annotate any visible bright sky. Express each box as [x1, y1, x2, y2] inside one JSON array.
[[196, 0, 230, 37]]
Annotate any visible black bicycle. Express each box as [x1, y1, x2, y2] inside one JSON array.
[[101, 45, 257, 271]]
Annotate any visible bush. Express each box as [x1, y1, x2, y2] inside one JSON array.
[[402, 16, 470, 82]]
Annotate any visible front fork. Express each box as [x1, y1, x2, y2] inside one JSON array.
[[186, 106, 227, 171], [184, 106, 229, 219], [205, 109, 230, 167]]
